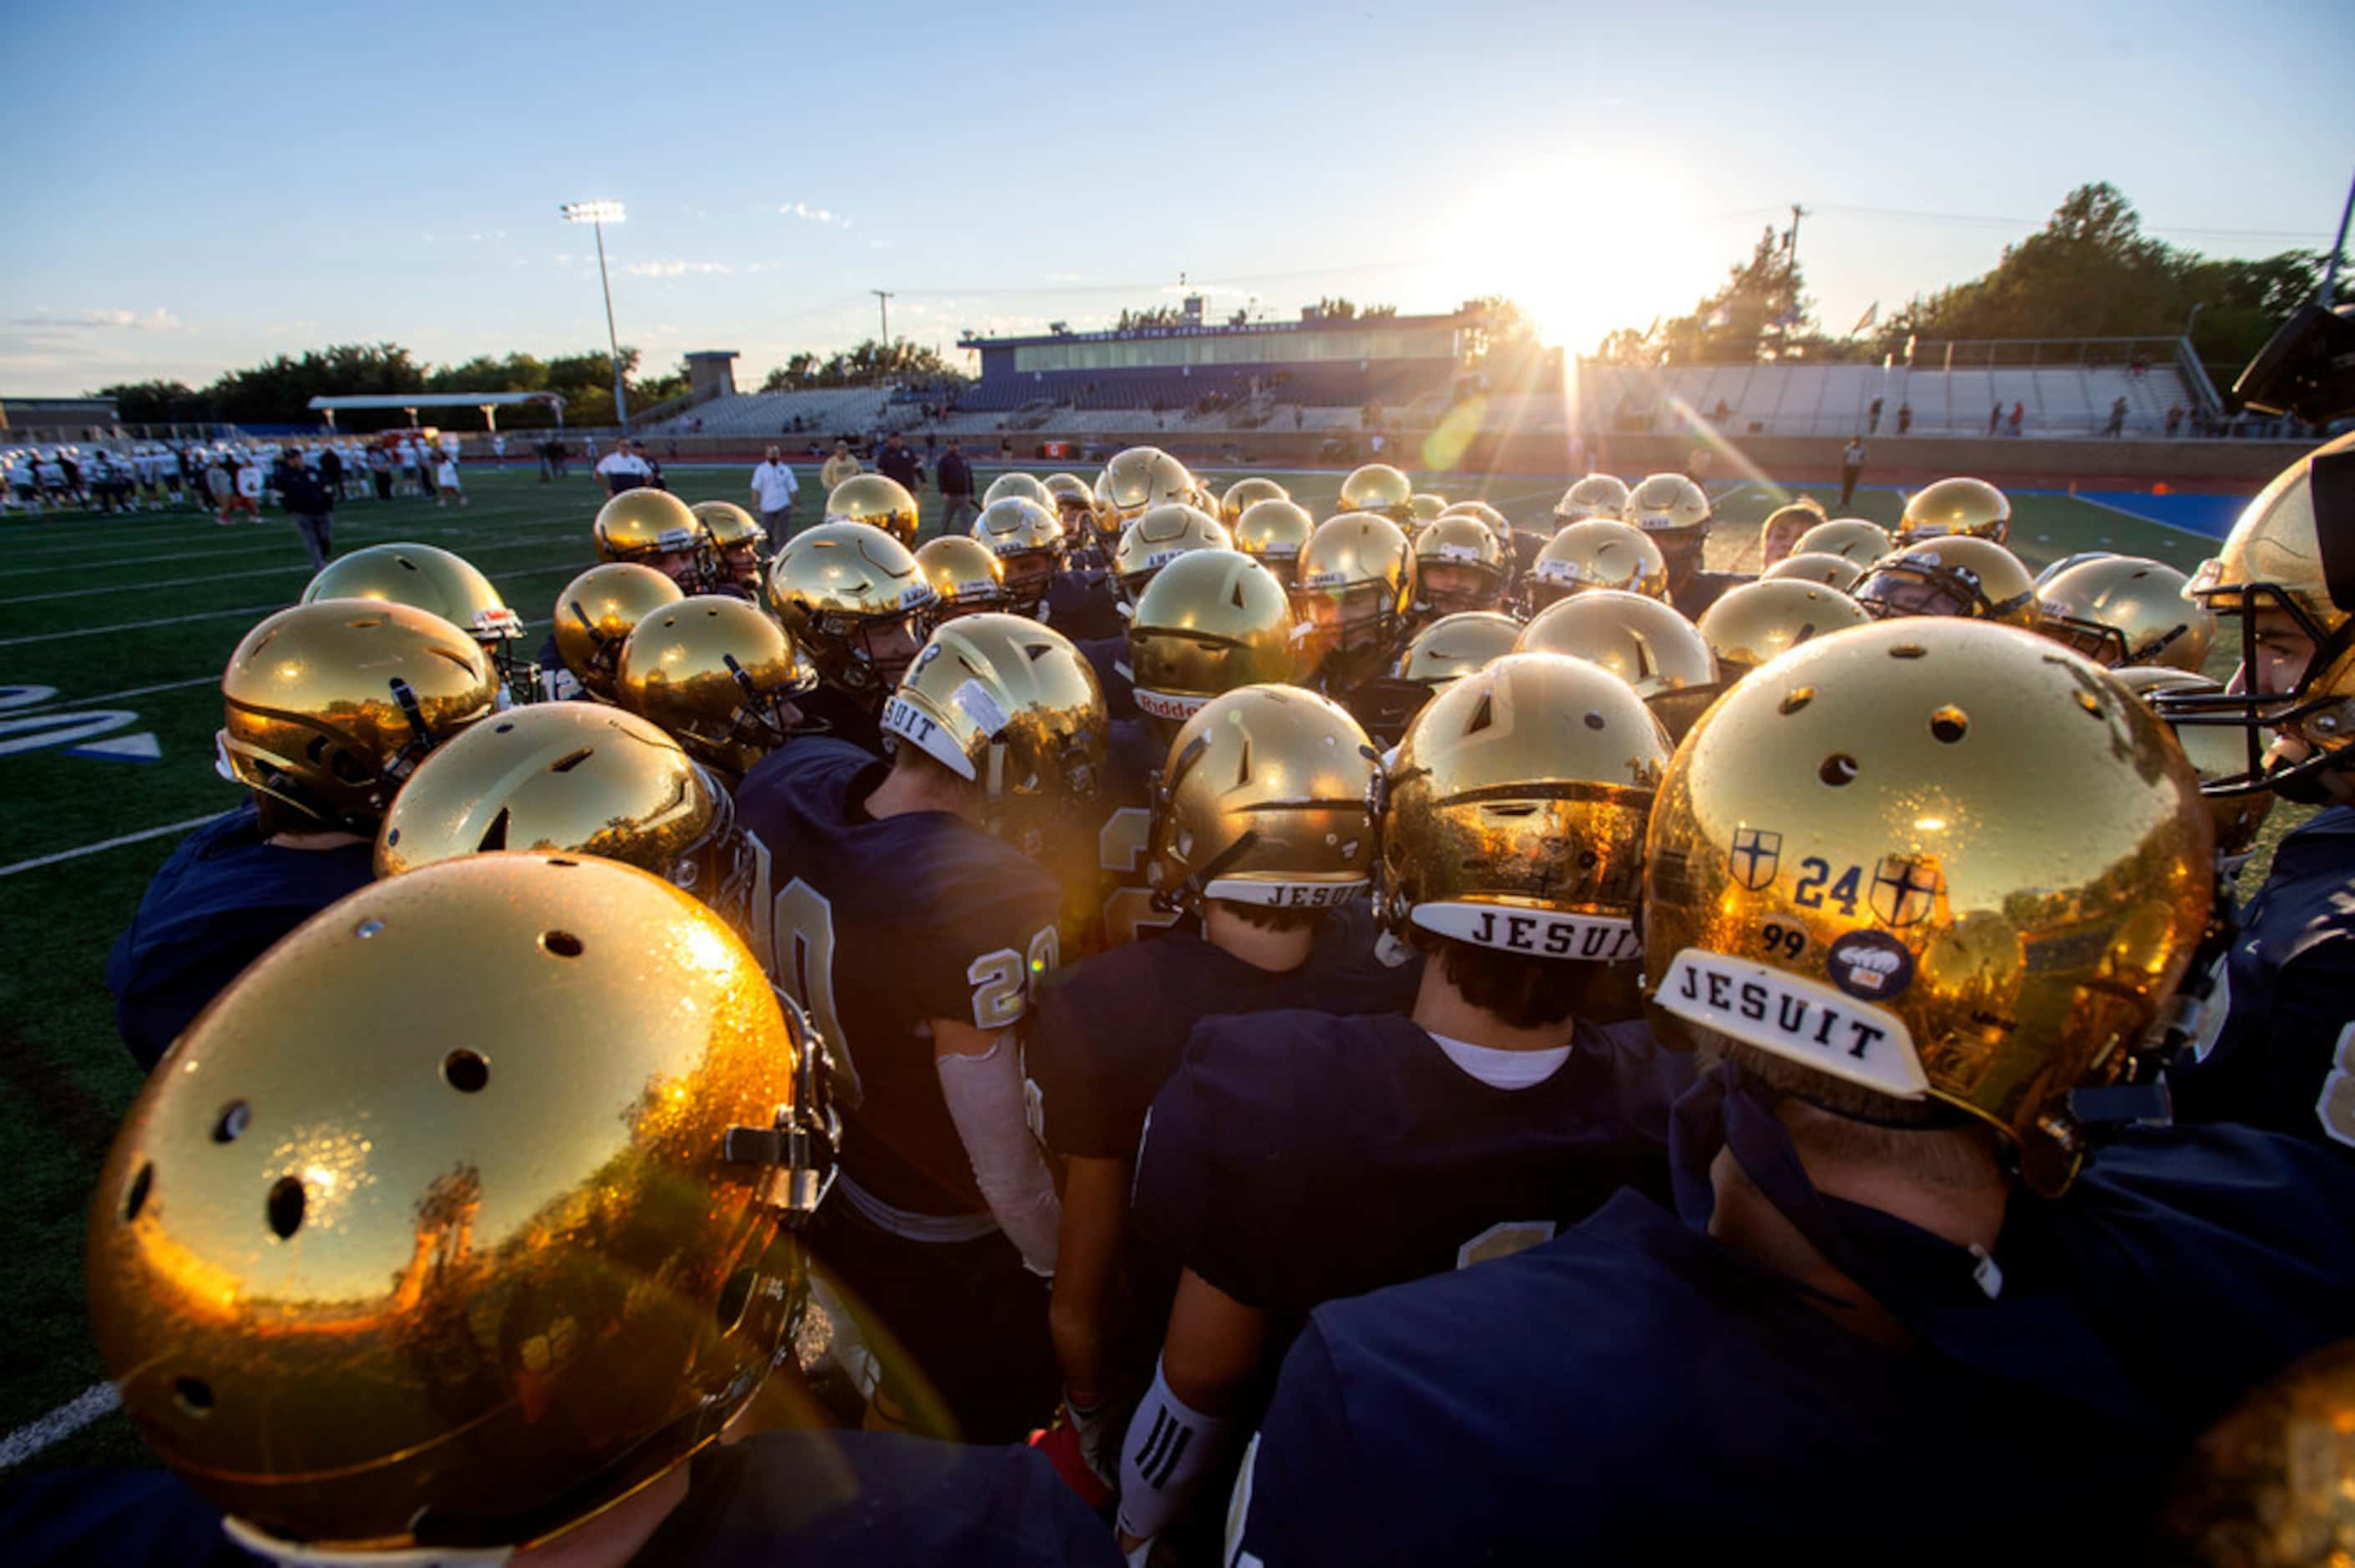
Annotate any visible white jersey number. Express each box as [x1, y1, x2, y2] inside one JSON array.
[[767, 873, 864, 1109], [1099, 806, 1178, 948], [2317, 1022, 2355, 1150], [969, 925, 1061, 1029]]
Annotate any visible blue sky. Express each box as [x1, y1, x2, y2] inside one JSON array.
[[3, 0, 2347, 394]]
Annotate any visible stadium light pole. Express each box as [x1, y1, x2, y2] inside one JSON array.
[[560, 200, 632, 435]]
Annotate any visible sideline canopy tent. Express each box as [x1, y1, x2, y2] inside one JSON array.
[[306, 392, 566, 433]]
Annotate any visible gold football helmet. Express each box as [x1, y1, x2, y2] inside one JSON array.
[[824, 473, 920, 548], [1553, 473, 1631, 523], [1626, 472, 1712, 534], [1112, 503, 1232, 606], [1042, 471, 1094, 519], [879, 613, 1107, 853], [1095, 446, 1197, 548], [1126, 549, 1296, 726], [766, 520, 935, 695], [972, 495, 1067, 615], [302, 541, 524, 650], [914, 534, 1013, 625], [1526, 518, 1669, 611], [1407, 492, 1449, 524], [1410, 513, 1511, 618], [87, 853, 826, 1555], [1762, 550, 1866, 593], [2159, 1338, 2355, 1568], [1899, 476, 2011, 544], [1642, 617, 2212, 1195], [1380, 651, 1668, 961], [1516, 588, 1721, 739], [219, 601, 498, 831], [552, 563, 686, 703], [2035, 555, 2214, 670], [616, 595, 818, 776], [2156, 432, 2355, 797], [691, 500, 768, 594], [376, 701, 759, 928], [1390, 610, 1522, 692], [1219, 476, 1290, 529], [1294, 512, 1415, 687], [1696, 579, 1872, 680], [1148, 685, 1378, 915], [1856, 536, 2039, 628], [983, 471, 1056, 513], [1338, 463, 1415, 523], [1791, 517, 1897, 565], [1438, 499, 1513, 550], [595, 488, 717, 589], [1233, 498, 1317, 581], [2111, 667, 2277, 860]]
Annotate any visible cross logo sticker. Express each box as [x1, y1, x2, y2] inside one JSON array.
[[1730, 828, 1781, 890], [1871, 855, 1946, 927]]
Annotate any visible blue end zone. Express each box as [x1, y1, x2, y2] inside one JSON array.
[[2072, 490, 2247, 541]]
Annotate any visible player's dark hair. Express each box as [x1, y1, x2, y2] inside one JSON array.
[[1211, 898, 1324, 933], [1421, 932, 1599, 1030]]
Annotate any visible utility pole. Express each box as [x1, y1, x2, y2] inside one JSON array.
[[872, 290, 894, 348]]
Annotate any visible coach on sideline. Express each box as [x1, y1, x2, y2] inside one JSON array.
[[597, 438, 653, 497], [750, 445, 800, 537], [938, 437, 980, 534], [272, 448, 337, 570]]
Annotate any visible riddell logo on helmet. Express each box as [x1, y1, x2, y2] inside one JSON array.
[[1134, 689, 1211, 721]]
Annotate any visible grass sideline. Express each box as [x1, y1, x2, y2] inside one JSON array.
[[0, 464, 2282, 1473]]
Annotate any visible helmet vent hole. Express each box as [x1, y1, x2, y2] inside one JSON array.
[[123, 1162, 153, 1222], [173, 1378, 215, 1418], [266, 1177, 306, 1239], [478, 810, 511, 853], [546, 857, 578, 867], [1779, 688, 1815, 716], [549, 747, 595, 774], [212, 1101, 251, 1144], [1466, 694, 1496, 735], [494, 722, 515, 734], [1583, 711, 1606, 731], [541, 929, 585, 959], [1929, 707, 1969, 744], [442, 1050, 490, 1092], [1890, 644, 1927, 660], [2076, 691, 2103, 716], [1819, 754, 1860, 787], [1234, 740, 1253, 787]]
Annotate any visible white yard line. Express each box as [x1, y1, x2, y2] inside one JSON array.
[[0, 1383, 122, 1468], [0, 815, 221, 878], [0, 564, 580, 648], [2064, 492, 2230, 543], [10, 674, 221, 710], [0, 530, 585, 605]]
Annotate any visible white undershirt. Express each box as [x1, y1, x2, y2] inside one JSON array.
[[1426, 1029, 1572, 1090]]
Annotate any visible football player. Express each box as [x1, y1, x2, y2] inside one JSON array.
[[1218, 475, 1289, 530], [826, 472, 921, 549], [301, 542, 534, 706], [1024, 685, 1416, 1506], [1405, 513, 1511, 624], [1085, 503, 1233, 724], [1853, 534, 2040, 627], [104, 603, 497, 1070], [2034, 554, 2214, 670], [1758, 496, 1828, 569], [615, 595, 818, 786], [2158, 433, 2355, 1159], [1696, 577, 1872, 684], [541, 560, 684, 702], [1551, 472, 1630, 525], [1627, 470, 1750, 618], [691, 499, 769, 597], [1897, 474, 2012, 545], [594, 487, 720, 592], [767, 519, 934, 756], [1348, 609, 1524, 749], [1291, 511, 1414, 728], [1516, 589, 1722, 741], [64, 855, 1118, 1568], [733, 615, 1105, 1443], [1114, 652, 1691, 1558], [972, 495, 1066, 618], [1522, 518, 1669, 614], [1789, 513, 1896, 569], [1334, 462, 1414, 525], [1228, 619, 2355, 1565], [1760, 549, 1866, 591], [1231, 498, 1315, 585], [914, 534, 1014, 625]]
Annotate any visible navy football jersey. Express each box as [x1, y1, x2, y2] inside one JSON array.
[[1045, 569, 1124, 644], [734, 739, 1063, 1215], [1078, 716, 1173, 953], [1, 1467, 259, 1568], [1231, 1124, 2355, 1567], [1026, 901, 1422, 1161], [2174, 805, 2355, 1156], [1668, 566, 1753, 621], [104, 803, 375, 1070], [795, 681, 887, 757], [1134, 1010, 1691, 1318], [532, 631, 585, 701], [1075, 633, 1138, 724]]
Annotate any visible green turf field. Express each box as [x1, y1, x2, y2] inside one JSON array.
[[0, 462, 2287, 1472]]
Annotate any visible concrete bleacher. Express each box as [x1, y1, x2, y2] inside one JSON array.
[[640, 387, 899, 437]]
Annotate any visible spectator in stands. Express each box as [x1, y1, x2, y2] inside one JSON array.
[[820, 440, 862, 493], [1839, 436, 1866, 510], [2167, 405, 2185, 438], [2008, 402, 2025, 437], [1989, 402, 2003, 437], [877, 432, 923, 493], [1869, 396, 1884, 433], [1897, 402, 1912, 435], [2107, 397, 2129, 438], [595, 438, 652, 496], [1294, 407, 1305, 431], [938, 438, 979, 534], [750, 445, 799, 537]]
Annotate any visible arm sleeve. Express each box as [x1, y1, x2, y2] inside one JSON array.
[[937, 1034, 1061, 1275]]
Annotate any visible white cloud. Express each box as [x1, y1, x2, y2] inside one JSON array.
[[867, 240, 894, 250], [779, 201, 853, 230], [622, 259, 736, 277], [12, 307, 185, 331], [1047, 271, 1084, 283]]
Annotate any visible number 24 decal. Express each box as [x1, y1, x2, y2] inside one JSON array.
[[1791, 857, 1862, 917]]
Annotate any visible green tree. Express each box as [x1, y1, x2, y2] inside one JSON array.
[[1656, 225, 1808, 365], [98, 379, 200, 425]]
